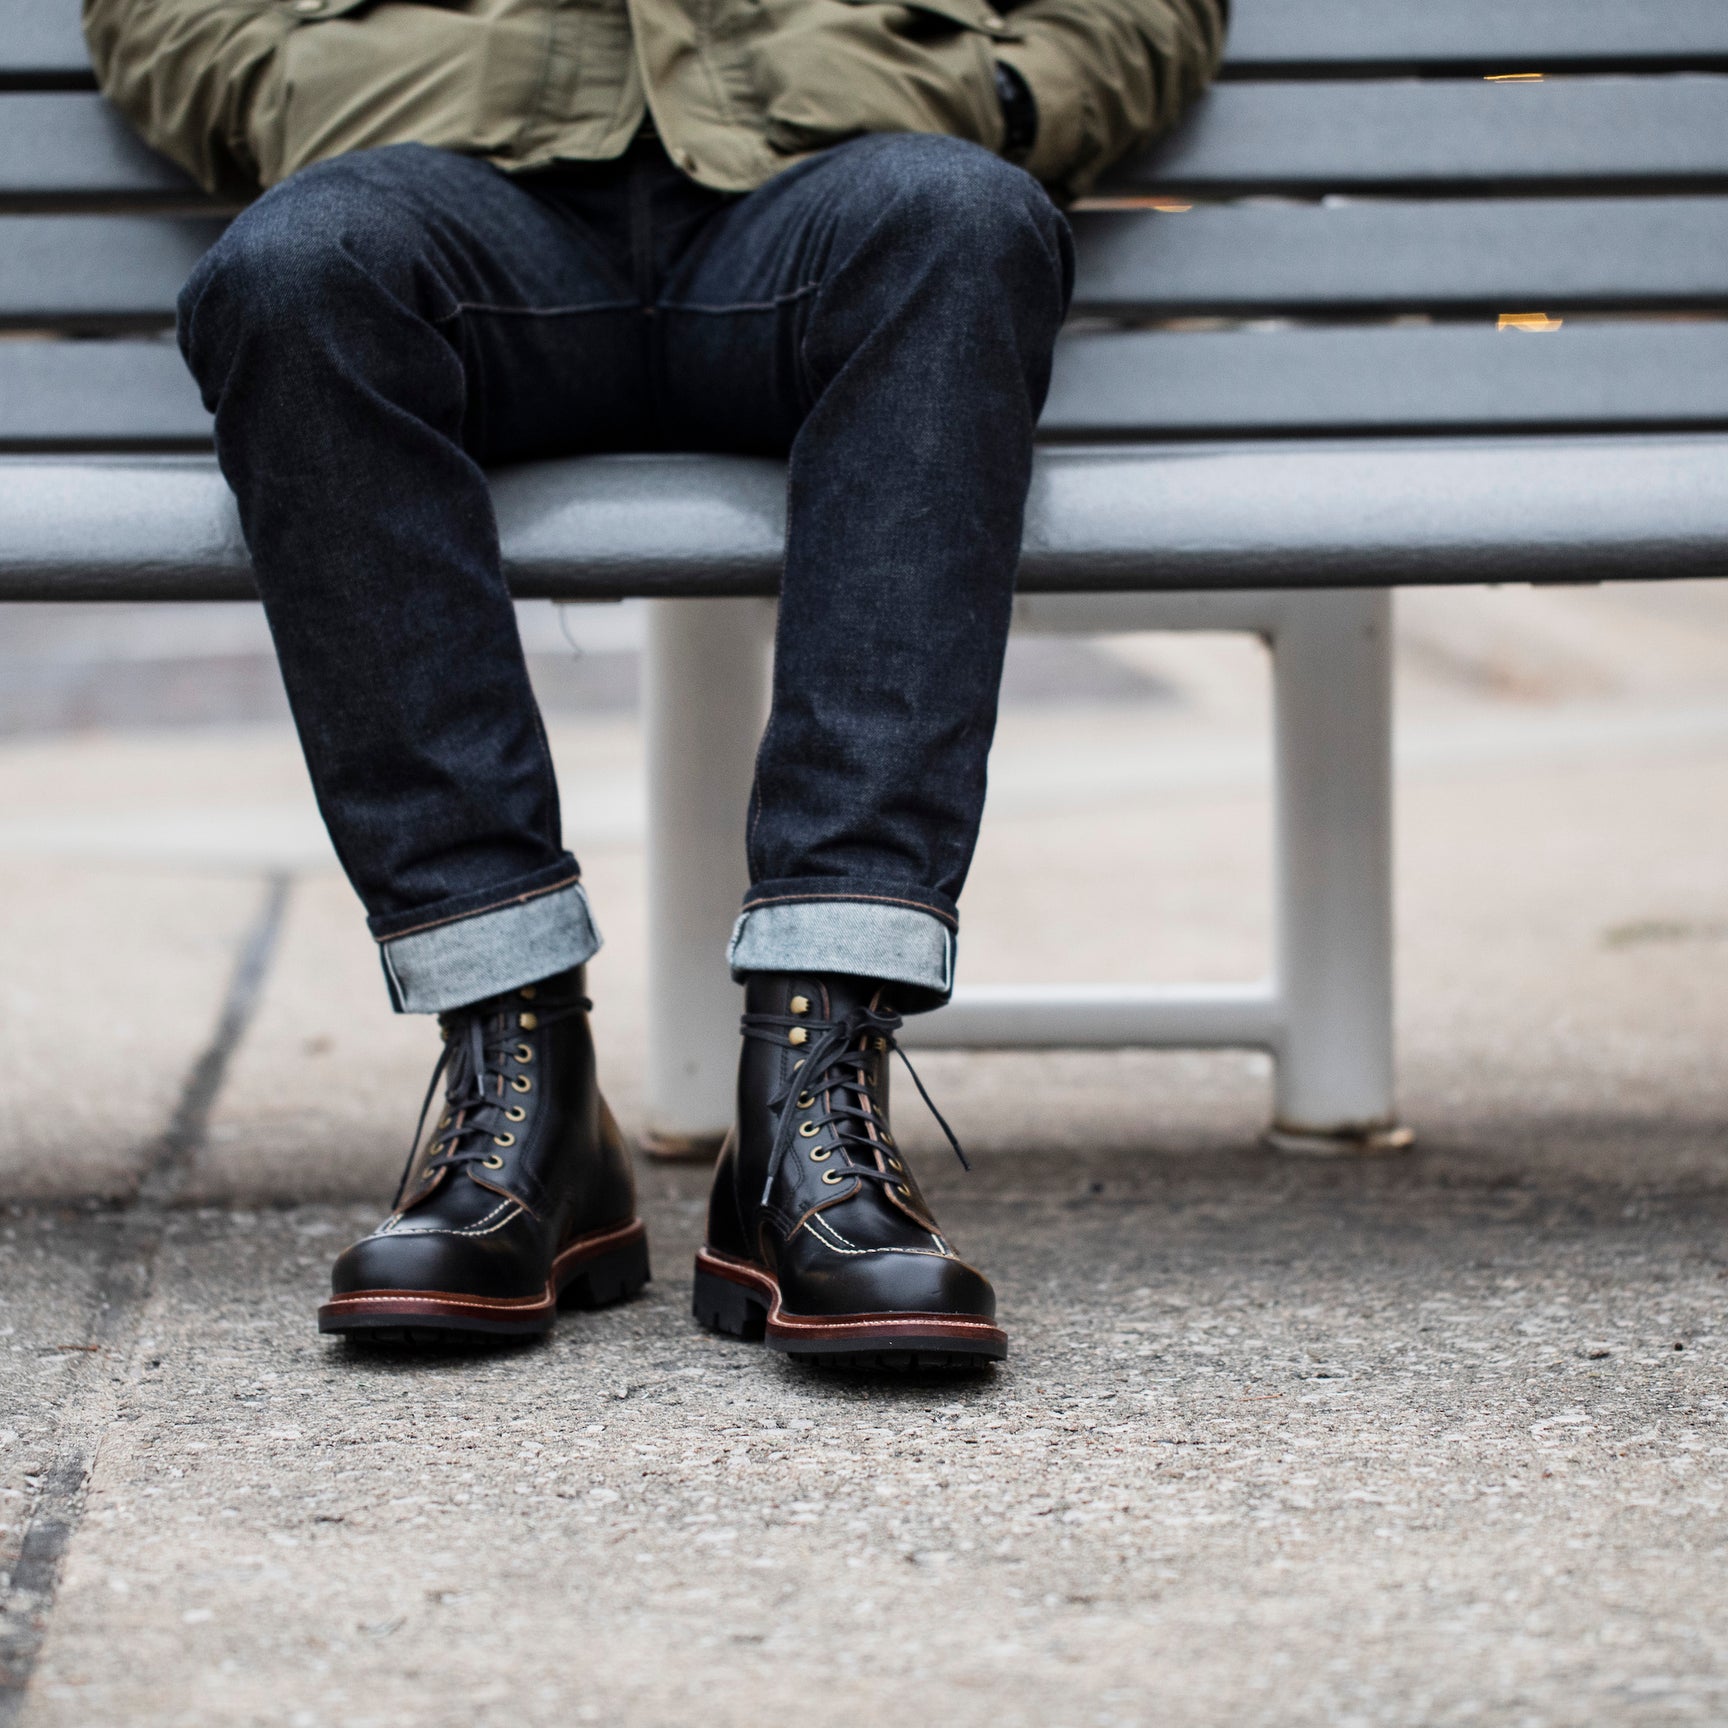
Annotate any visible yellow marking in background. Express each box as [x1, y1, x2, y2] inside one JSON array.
[[1498, 312, 1565, 332], [1485, 72, 1545, 82]]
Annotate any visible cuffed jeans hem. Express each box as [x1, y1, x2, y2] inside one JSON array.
[[727, 897, 955, 1008], [379, 881, 603, 1013]]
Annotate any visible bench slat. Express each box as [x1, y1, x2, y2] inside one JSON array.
[[4, 440, 1726, 600], [4, 0, 91, 86], [0, 94, 203, 209], [11, 79, 1728, 210], [1070, 199, 1728, 316], [1224, 0, 1728, 77], [10, 200, 1727, 328], [11, 0, 1728, 86], [0, 341, 209, 446], [1104, 77, 1728, 197], [10, 323, 1728, 449], [1045, 324, 1728, 439], [0, 217, 226, 326]]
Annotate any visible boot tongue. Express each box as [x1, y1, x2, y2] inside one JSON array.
[[813, 974, 896, 1019], [740, 972, 895, 1020]]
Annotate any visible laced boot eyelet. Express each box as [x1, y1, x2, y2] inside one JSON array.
[[511, 1074, 531, 1093], [482, 1154, 505, 1169], [810, 1147, 831, 1162], [895, 1184, 911, 1199], [795, 1091, 815, 1109], [788, 1027, 808, 1048], [821, 1169, 845, 1185], [798, 1121, 820, 1138], [888, 1158, 904, 1172], [518, 1011, 538, 1031], [492, 1133, 515, 1148], [790, 995, 810, 1015], [505, 1105, 526, 1123], [514, 1044, 533, 1063], [519, 985, 537, 1000]]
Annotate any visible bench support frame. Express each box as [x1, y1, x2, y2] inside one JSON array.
[[640, 587, 1400, 1155]]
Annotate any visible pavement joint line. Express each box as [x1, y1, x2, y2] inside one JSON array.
[[0, 873, 292, 1726]]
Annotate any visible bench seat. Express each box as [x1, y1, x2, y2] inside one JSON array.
[[4, 436, 1726, 603]]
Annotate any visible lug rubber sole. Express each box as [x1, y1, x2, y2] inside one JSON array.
[[692, 1248, 1006, 1371], [318, 1217, 650, 1346]]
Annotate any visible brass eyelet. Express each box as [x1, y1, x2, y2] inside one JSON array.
[[874, 1037, 889, 1052], [811, 1147, 832, 1162], [821, 1169, 845, 1185], [482, 1154, 505, 1170], [505, 1105, 526, 1123], [792, 1059, 805, 1071], [888, 1158, 903, 1172], [511, 1074, 531, 1093], [519, 985, 537, 1000], [438, 1115, 451, 1130], [896, 1184, 911, 1199], [790, 995, 810, 1016], [798, 1121, 820, 1139], [518, 1010, 538, 1031], [492, 1133, 515, 1148], [787, 1026, 808, 1048], [514, 1044, 533, 1063], [795, 1091, 815, 1109]]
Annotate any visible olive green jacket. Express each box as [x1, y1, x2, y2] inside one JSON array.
[[85, 0, 1225, 203]]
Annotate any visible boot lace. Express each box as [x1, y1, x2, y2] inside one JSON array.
[[740, 999, 969, 1210], [393, 987, 589, 1204]]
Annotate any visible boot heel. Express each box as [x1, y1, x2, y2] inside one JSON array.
[[693, 1267, 768, 1341], [558, 1231, 652, 1310]]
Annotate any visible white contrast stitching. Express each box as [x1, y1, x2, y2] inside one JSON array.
[[805, 1214, 951, 1261], [372, 1200, 521, 1241]]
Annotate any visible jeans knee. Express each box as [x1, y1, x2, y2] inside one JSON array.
[[177, 149, 442, 369], [866, 136, 1066, 262]]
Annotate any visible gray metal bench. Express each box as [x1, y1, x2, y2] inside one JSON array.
[[6, 0, 1728, 1153]]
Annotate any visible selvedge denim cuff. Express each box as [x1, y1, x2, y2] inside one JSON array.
[[728, 898, 954, 1003], [380, 881, 603, 1013]]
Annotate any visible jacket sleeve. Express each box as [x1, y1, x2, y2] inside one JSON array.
[[997, 0, 1227, 200], [82, 0, 294, 198]]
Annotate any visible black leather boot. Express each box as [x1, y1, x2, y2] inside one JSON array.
[[695, 973, 1005, 1369], [319, 966, 648, 1343]]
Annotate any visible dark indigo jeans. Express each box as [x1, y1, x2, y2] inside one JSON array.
[[177, 133, 1073, 1011]]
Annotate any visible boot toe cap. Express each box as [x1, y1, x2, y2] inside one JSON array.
[[330, 1224, 544, 1301], [783, 1237, 997, 1321]]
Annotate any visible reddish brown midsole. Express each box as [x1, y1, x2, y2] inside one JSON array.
[[320, 1216, 646, 1327], [695, 1247, 1008, 1349]]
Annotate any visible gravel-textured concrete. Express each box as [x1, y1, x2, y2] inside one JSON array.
[[2, 581, 1726, 1724], [10, 1145, 1728, 1728]]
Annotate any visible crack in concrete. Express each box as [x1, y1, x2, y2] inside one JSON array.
[[0, 873, 291, 1724]]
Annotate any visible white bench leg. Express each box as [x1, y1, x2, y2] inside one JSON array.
[[641, 596, 775, 1155], [1267, 588, 1407, 1153]]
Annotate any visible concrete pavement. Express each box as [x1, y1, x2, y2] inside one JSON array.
[[1, 582, 1726, 1724]]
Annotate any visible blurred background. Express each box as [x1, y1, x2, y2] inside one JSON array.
[[3, 580, 1726, 1205]]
